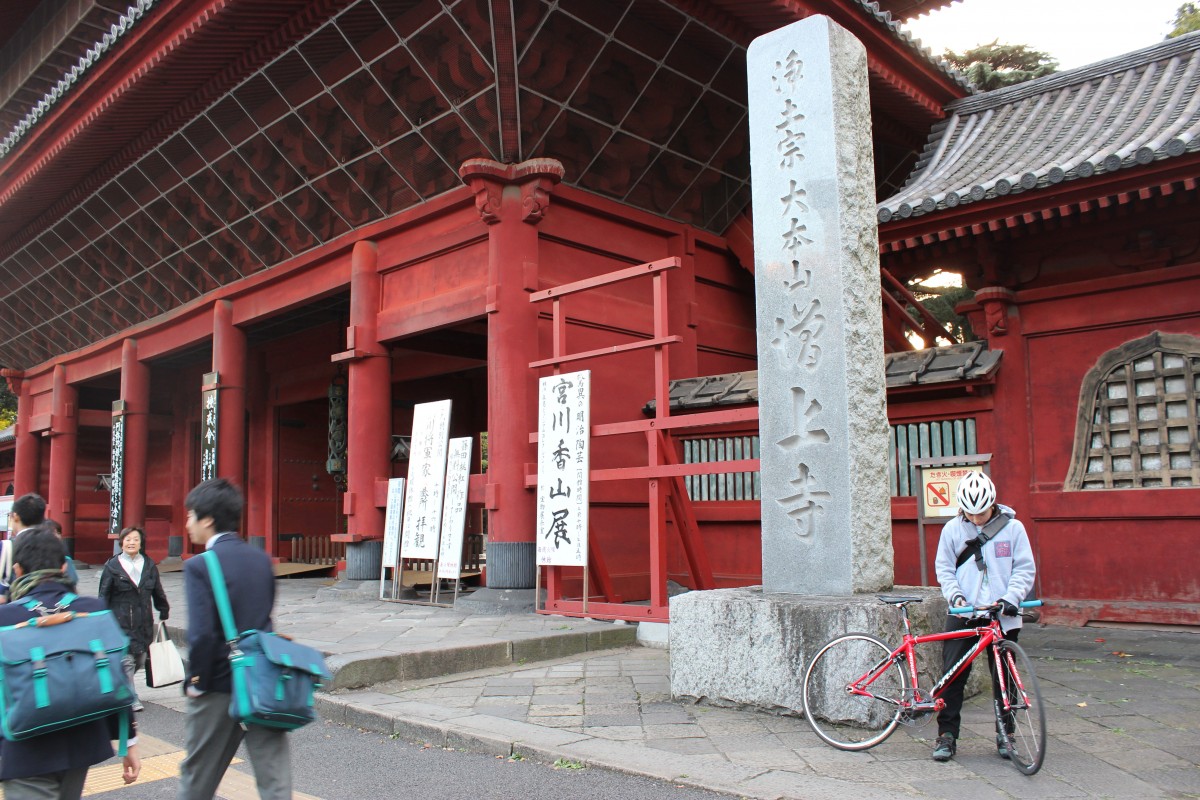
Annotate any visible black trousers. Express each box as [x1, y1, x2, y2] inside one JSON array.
[[936, 614, 1019, 738]]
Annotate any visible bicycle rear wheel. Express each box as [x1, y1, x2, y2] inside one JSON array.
[[995, 640, 1047, 775], [802, 633, 909, 750]]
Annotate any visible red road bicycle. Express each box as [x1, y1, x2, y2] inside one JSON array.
[[802, 595, 1046, 775]]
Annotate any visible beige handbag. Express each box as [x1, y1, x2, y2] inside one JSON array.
[[146, 621, 185, 687]]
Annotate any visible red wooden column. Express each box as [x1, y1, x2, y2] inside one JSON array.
[[460, 158, 564, 591], [1, 370, 39, 497], [213, 300, 247, 488], [973, 286, 1034, 515], [668, 229, 699, 379], [335, 240, 392, 579], [120, 339, 150, 531], [244, 351, 271, 552], [47, 364, 78, 551]]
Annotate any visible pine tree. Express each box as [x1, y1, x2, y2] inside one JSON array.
[[1167, 3, 1200, 37], [943, 40, 1058, 91], [0, 381, 15, 429]]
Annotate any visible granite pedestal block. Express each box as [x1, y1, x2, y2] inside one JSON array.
[[670, 587, 985, 716]]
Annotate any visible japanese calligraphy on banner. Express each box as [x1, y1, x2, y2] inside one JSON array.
[[200, 372, 219, 482], [382, 477, 406, 568], [400, 399, 451, 560], [536, 370, 590, 567], [436, 437, 473, 580], [108, 400, 126, 536]]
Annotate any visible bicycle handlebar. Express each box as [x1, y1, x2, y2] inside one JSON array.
[[949, 600, 1043, 615]]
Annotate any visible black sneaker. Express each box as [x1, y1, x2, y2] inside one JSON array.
[[996, 733, 1012, 760], [932, 733, 956, 761]]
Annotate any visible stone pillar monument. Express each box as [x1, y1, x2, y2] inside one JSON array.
[[670, 17, 946, 714], [748, 15, 892, 595]]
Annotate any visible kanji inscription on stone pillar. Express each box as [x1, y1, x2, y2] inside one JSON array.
[[748, 16, 893, 595]]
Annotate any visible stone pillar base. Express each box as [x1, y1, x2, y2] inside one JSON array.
[[485, 541, 535, 589], [454, 587, 538, 615], [345, 540, 383, 580], [670, 586, 984, 714]]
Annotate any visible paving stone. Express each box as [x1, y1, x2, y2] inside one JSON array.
[[582, 714, 643, 727], [644, 737, 720, 755], [1055, 731, 1140, 753], [639, 712, 695, 725], [528, 704, 582, 717], [583, 725, 644, 741], [643, 723, 709, 739]]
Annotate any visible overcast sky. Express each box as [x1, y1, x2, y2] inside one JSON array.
[[904, 0, 1186, 70]]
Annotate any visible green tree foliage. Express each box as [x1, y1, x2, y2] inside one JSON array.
[[907, 279, 977, 344], [0, 380, 15, 429], [1167, 2, 1200, 37], [943, 40, 1058, 91]]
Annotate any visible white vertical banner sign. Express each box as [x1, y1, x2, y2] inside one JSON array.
[[436, 437, 473, 580], [379, 478, 405, 600], [400, 399, 452, 560], [536, 370, 590, 567]]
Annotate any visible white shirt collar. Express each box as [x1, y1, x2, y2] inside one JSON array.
[[205, 532, 235, 551]]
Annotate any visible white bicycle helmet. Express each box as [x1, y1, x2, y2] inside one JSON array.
[[956, 471, 996, 515]]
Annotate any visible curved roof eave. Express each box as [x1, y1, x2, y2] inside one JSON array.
[[877, 32, 1200, 226]]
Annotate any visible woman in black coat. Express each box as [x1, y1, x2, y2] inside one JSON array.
[[98, 526, 170, 712]]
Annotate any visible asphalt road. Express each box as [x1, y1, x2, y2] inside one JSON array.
[[86, 699, 733, 800]]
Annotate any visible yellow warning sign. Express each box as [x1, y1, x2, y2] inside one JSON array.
[[920, 465, 985, 518]]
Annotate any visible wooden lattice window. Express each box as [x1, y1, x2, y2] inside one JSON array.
[[1066, 332, 1200, 490], [889, 418, 977, 497], [682, 435, 760, 501]]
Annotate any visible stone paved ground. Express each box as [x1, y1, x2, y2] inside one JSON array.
[[78, 567, 1199, 799], [329, 625, 1200, 800]]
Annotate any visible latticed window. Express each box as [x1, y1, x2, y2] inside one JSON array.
[[889, 418, 977, 497], [1067, 333, 1200, 490], [682, 435, 760, 501]]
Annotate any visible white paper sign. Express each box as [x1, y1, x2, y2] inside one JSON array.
[[401, 399, 452, 560], [536, 370, 590, 566], [436, 437, 473, 579], [382, 478, 406, 566], [0, 497, 12, 536]]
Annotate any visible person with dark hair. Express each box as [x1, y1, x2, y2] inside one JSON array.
[[99, 526, 170, 713], [177, 478, 288, 800], [1, 494, 49, 603], [40, 519, 79, 588], [0, 528, 141, 798], [8, 493, 46, 531]]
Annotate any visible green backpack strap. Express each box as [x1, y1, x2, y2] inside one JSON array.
[[201, 552, 239, 645], [21, 592, 77, 615]]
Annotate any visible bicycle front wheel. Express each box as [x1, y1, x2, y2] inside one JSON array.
[[995, 640, 1047, 775], [802, 633, 909, 750]]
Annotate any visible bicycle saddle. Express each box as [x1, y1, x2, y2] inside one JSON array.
[[877, 595, 925, 605]]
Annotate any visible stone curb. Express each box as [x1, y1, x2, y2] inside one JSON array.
[[324, 624, 637, 691]]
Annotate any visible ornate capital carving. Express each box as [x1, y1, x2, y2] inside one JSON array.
[[459, 158, 565, 225], [0, 368, 24, 397], [973, 286, 1017, 338]]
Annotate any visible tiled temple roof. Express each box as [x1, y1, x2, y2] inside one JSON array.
[[642, 342, 1000, 413], [877, 32, 1200, 223]]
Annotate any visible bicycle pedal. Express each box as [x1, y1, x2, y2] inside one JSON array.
[[908, 700, 944, 713]]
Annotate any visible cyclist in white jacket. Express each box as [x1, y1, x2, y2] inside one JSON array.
[[931, 472, 1036, 763]]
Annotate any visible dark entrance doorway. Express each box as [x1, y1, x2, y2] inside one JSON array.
[[275, 398, 341, 565]]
